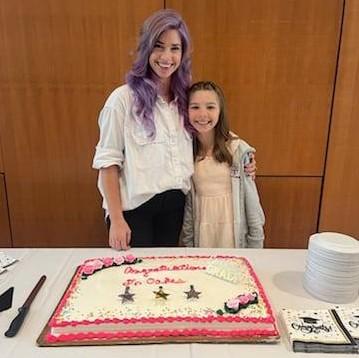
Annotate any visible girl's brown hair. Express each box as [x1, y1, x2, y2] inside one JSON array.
[[188, 81, 236, 166]]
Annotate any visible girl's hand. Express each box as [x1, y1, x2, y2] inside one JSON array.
[[109, 217, 131, 250], [244, 153, 257, 180]]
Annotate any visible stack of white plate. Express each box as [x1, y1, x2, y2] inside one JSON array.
[[303, 232, 359, 303]]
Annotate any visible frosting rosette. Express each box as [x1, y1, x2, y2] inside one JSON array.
[[102, 257, 114, 267], [113, 256, 125, 265], [226, 297, 241, 310], [82, 264, 95, 275], [88, 259, 104, 270], [124, 254, 136, 263]]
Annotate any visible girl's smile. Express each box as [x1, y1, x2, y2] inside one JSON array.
[[188, 90, 220, 134]]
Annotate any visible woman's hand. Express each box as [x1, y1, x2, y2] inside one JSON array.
[[100, 166, 130, 250], [109, 217, 131, 250], [244, 153, 257, 180]]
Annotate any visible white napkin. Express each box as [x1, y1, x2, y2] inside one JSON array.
[[0, 252, 18, 272]]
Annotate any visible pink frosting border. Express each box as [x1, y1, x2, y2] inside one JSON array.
[[46, 328, 278, 343], [47, 255, 278, 343]]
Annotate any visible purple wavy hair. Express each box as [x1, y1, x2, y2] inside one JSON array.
[[126, 9, 192, 137]]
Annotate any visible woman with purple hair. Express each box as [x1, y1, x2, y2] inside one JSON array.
[[93, 9, 256, 250], [93, 9, 193, 250]]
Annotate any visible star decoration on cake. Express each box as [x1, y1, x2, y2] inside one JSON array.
[[118, 286, 135, 304], [184, 285, 201, 299], [153, 286, 170, 300]]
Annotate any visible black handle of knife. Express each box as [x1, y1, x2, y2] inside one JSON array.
[[4, 306, 29, 337]]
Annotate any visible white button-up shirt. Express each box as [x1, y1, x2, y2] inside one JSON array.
[[92, 85, 194, 212]]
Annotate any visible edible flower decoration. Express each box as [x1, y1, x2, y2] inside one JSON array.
[[217, 292, 258, 315], [113, 256, 125, 265], [103, 257, 114, 267], [81, 255, 142, 279], [124, 254, 136, 264]]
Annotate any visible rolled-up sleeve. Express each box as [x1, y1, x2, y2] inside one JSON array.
[[92, 106, 125, 169]]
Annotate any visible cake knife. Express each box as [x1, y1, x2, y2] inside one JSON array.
[[4, 275, 46, 337]]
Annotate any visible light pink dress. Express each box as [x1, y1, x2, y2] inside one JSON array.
[[192, 157, 235, 248]]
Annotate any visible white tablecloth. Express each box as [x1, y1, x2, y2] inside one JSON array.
[[0, 247, 358, 357]]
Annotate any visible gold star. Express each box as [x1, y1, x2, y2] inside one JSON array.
[[153, 286, 170, 300]]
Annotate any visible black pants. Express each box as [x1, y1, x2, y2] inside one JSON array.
[[107, 190, 185, 247]]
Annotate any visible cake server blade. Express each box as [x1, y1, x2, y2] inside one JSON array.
[[0, 287, 14, 312]]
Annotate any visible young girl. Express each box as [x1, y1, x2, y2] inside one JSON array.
[[93, 10, 256, 250], [181, 81, 265, 248]]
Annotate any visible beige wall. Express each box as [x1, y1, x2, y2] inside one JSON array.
[[0, 0, 357, 247]]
